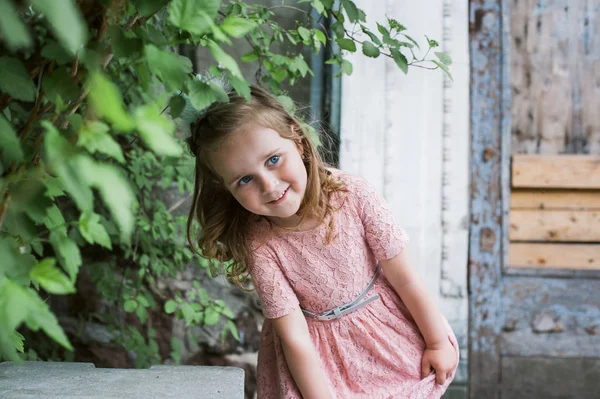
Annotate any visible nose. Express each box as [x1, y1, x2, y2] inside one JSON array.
[[259, 173, 279, 194]]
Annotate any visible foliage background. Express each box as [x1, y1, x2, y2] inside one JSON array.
[[0, 0, 450, 368]]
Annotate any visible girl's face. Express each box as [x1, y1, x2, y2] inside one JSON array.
[[210, 125, 308, 228]]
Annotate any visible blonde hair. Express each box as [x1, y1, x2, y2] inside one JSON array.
[[186, 85, 346, 286]]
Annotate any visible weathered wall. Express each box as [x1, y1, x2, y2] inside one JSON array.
[[511, 0, 600, 154], [339, 0, 470, 392]]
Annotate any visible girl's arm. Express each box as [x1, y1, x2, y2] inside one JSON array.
[[272, 308, 332, 399], [380, 247, 457, 385]]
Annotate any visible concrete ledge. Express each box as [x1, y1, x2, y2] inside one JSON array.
[[0, 361, 245, 399]]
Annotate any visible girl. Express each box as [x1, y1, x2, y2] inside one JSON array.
[[186, 85, 459, 398]]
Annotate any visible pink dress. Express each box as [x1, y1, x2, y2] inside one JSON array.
[[247, 171, 459, 399]]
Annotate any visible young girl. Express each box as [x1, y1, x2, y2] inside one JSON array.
[[186, 85, 459, 398]]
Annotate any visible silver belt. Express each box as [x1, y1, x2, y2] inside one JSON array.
[[302, 264, 382, 321]]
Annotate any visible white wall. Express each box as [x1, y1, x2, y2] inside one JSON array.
[[339, 0, 470, 383]]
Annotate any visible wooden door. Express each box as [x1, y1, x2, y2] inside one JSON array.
[[468, 0, 600, 398]]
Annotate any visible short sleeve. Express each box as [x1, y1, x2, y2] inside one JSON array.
[[248, 248, 300, 319], [348, 174, 409, 260]]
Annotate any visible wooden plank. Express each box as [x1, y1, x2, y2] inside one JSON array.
[[512, 155, 600, 189], [509, 243, 600, 269], [501, 357, 600, 399], [510, 190, 600, 210], [509, 210, 600, 241]]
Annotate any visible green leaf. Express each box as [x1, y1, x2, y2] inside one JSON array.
[[78, 121, 125, 163], [362, 27, 382, 47], [207, 41, 242, 77], [188, 80, 217, 110], [390, 48, 408, 74], [43, 122, 94, 213], [134, 104, 182, 157], [362, 41, 380, 58], [289, 55, 310, 77], [403, 34, 420, 49], [181, 302, 194, 326], [342, 0, 360, 22], [204, 307, 220, 325], [435, 51, 453, 66], [0, 56, 36, 102], [0, 0, 32, 50], [22, 195, 53, 224], [0, 237, 32, 280], [165, 300, 178, 314], [0, 114, 23, 163], [432, 60, 453, 81], [10, 330, 25, 353], [341, 59, 353, 76], [76, 156, 135, 243], [30, 0, 88, 54], [43, 205, 67, 236], [79, 212, 112, 249], [335, 38, 356, 52], [87, 72, 135, 132], [124, 300, 138, 312], [0, 279, 72, 352], [42, 68, 79, 105], [145, 44, 192, 91], [168, 0, 220, 35], [426, 36, 439, 48], [297, 26, 311, 41], [30, 258, 76, 295], [331, 21, 345, 38], [240, 50, 259, 62], [49, 232, 82, 280], [108, 26, 143, 59], [168, 95, 186, 119], [314, 29, 326, 45], [132, 0, 170, 17], [227, 320, 240, 340], [221, 16, 257, 38], [41, 40, 73, 65], [208, 81, 229, 103], [388, 18, 406, 32], [312, 0, 325, 14], [276, 95, 295, 113], [136, 306, 148, 323], [227, 75, 251, 101]]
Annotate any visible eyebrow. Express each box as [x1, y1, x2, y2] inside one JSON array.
[[227, 148, 283, 186]]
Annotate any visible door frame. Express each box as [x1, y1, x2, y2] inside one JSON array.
[[467, 0, 510, 397]]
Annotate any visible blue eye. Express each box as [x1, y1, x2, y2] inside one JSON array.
[[239, 176, 252, 186], [267, 155, 280, 166]]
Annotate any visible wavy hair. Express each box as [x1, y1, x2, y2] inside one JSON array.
[[186, 85, 346, 287]]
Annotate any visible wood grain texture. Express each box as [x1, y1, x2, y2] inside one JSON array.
[[512, 155, 600, 189], [510, 0, 600, 155], [511, 189, 600, 209], [509, 209, 600, 241], [509, 242, 600, 269]]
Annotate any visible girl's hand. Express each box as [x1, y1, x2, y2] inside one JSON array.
[[421, 338, 457, 385]]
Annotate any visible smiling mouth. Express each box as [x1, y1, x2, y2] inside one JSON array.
[[269, 187, 289, 203]]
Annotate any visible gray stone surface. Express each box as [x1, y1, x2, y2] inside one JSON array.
[[0, 362, 244, 399]]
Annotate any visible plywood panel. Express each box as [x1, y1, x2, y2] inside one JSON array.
[[512, 155, 600, 189], [511, 0, 600, 155], [509, 243, 600, 269], [509, 209, 600, 241], [511, 190, 600, 209]]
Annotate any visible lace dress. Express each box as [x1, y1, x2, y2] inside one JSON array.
[[247, 171, 459, 399]]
